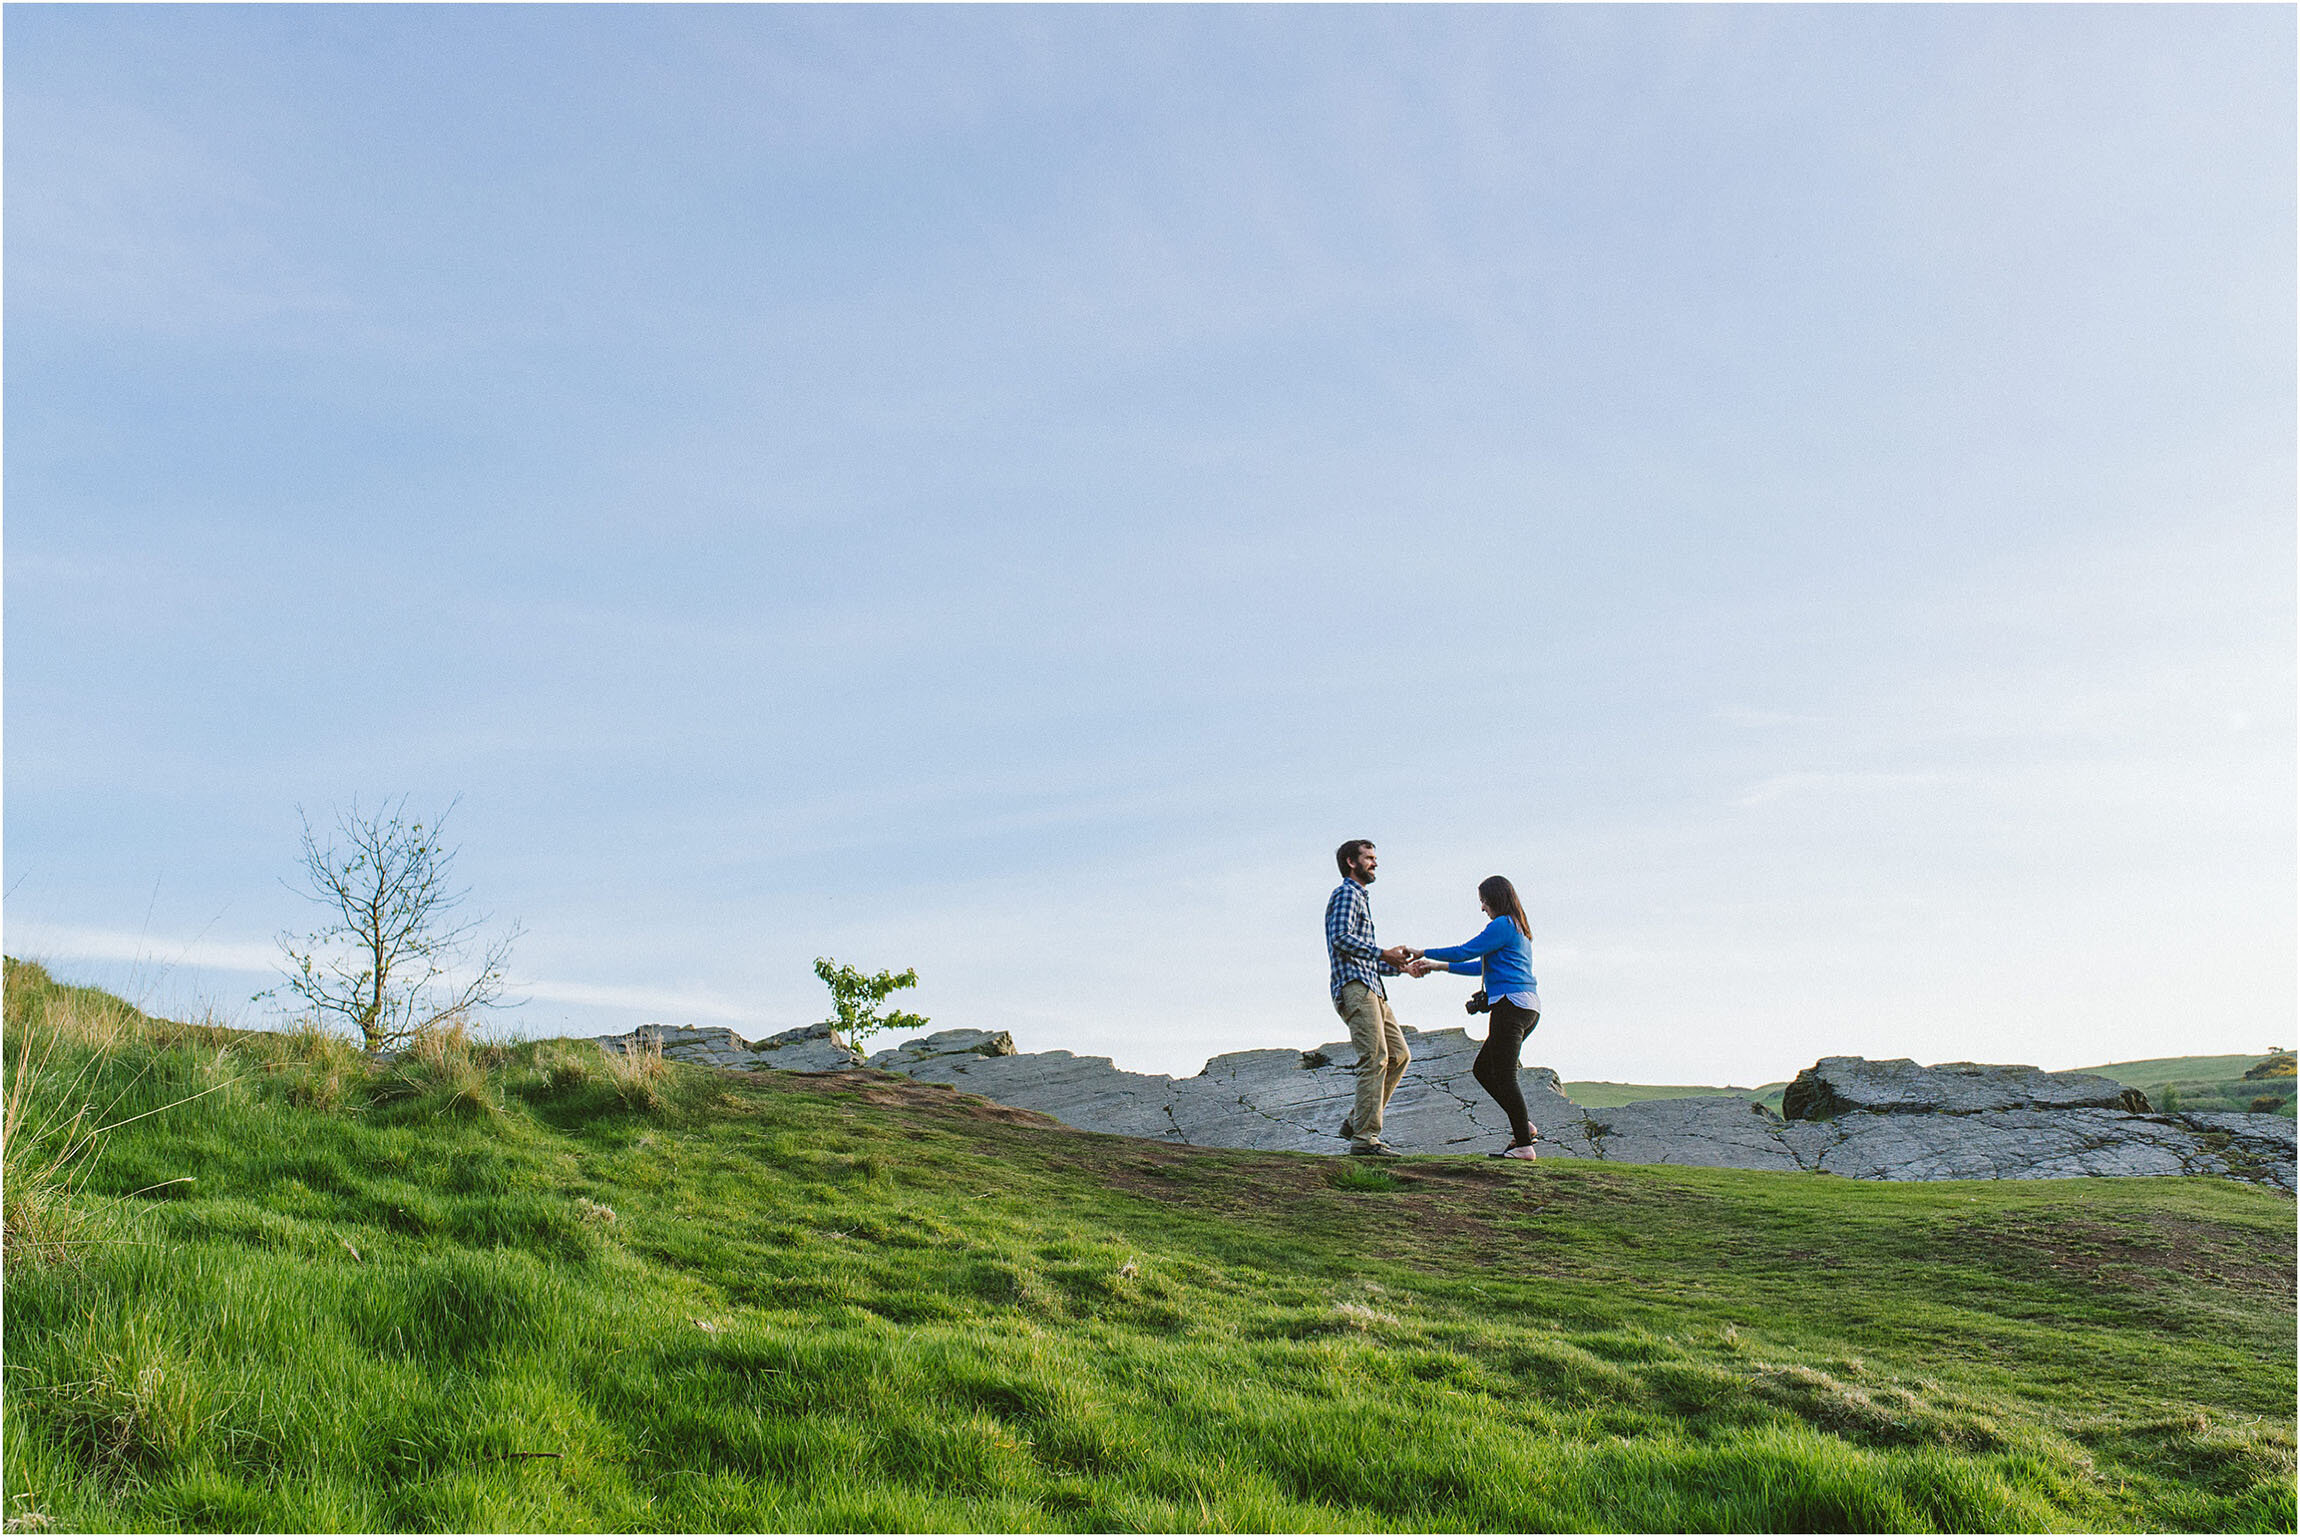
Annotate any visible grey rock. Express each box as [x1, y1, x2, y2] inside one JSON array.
[[1807, 1107, 2280, 1184], [866, 1029, 1016, 1070], [2177, 1108, 2299, 1148], [592, 1023, 738, 1059], [592, 1020, 862, 1073], [1582, 1096, 1805, 1172], [901, 1048, 1187, 1141], [1782, 1057, 2134, 1119], [740, 1022, 865, 1072], [2170, 1111, 2298, 1194], [1776, 1118, 1846, 1168]]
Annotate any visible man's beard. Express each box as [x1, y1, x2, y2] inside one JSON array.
[[1357, 867, 1376, 884]]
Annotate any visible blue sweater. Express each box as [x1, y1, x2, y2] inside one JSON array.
[[1423, 917, 1537, 998]]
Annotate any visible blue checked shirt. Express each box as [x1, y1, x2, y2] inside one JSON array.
[[1325, 878, 1400, 1001]]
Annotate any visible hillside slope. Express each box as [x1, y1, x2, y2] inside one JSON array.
[[4, 961, 2293, 1533]]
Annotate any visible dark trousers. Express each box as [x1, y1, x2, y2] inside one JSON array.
[[1474, 1000, 1539, 1147]]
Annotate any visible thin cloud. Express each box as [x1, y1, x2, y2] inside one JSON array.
[[8, 97, 345, 338], [1731, 771, 1956, 809], [7, 923, 759, 1027], [1712, 706, 1833, 728], [7, 922, 278, 974], [512, 978, 757, 1023]]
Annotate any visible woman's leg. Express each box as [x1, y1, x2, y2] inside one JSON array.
[[1473, 1002, 1538, 1147]]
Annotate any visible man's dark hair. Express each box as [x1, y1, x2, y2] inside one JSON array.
[[1336, 839, 1375, 878]]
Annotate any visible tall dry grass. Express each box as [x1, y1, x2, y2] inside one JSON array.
[[531, 1040, 598, 1096], [273, 1021, 366, 1112], [2, 1026, 110, 1268], [3, 962, 240, 1270], [597, 1035, 667, 1113], [370, 1014, 501, 1119]]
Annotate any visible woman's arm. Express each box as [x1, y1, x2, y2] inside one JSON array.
[[1421, 917, 1515, 965]]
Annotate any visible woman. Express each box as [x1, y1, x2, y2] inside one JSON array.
[[1409, 876, 1542, 1160]]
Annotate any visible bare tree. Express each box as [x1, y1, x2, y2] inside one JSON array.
[[270, 797, 522, 1052]]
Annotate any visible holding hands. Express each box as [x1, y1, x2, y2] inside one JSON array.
[[1381, 944, 1444, 978]]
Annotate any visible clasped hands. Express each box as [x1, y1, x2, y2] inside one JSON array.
[[1381, 946, 1444, 979]]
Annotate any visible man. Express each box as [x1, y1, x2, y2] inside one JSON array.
[[1325, 838, 1418, 1158]]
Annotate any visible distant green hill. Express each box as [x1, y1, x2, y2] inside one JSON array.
[[2071, 1052, 2283, 1085], [5, 959, 2292, 1533], [1569, 1053, 2295, 1119], [2073, 1053, 2296, 1118]]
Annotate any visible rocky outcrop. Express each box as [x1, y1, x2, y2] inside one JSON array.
[[1787, 1106, 2293, 1185], [1781, 1057, 2143, 1118], [591, 1024, 2294, 1192], [596, 1021, 862, 1073], [867, 1029, 1018, 1069], [866, 1025, 1594, 1158]]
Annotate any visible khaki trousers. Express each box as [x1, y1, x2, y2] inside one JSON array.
[[1334, 981, 1410, 1143]]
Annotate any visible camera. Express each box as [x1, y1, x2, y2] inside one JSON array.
[[1464, 990, 1491, 1016]]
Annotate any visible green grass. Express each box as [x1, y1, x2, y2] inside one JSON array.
[[5, 958, 2294, 1533]]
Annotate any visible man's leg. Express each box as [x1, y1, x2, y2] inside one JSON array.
[[1335, 982, 1396, 1145], [1376, 992, 1411, 1112]]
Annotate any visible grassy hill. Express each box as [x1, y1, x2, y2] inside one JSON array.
[[5, 959, 2293, 1533]]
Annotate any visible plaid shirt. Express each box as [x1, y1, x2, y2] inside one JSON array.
[[1325, 877, 1399, 1000]]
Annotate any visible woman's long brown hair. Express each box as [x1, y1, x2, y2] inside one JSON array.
[[1478, 875, 1532, 938]]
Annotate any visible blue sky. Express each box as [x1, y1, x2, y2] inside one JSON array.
[[6, 5, 2292, 1085]]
